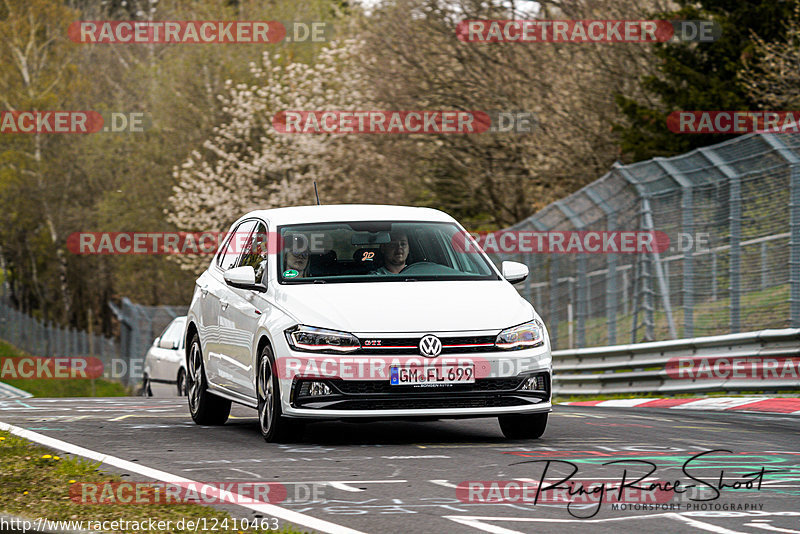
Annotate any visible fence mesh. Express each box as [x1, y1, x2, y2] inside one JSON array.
[[498, 132, 800, 350], [0, 285, 186, 387], [108, 298, 187, 386], [3, 132, 800, 366], [0, 291, 121, 380]]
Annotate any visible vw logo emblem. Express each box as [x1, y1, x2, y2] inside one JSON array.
[[419, 335, 442, 357]]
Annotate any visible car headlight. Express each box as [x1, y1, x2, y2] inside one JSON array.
[[495, 320, 544, 350], [285, 325, 360, 353]]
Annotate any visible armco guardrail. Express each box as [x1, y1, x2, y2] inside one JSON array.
[[552, 328, 800, 396]]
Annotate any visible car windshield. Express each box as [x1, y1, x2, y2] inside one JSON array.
[[277, 221, 498, 283]]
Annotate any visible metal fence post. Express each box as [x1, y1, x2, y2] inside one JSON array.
[[605, 213, 619, 346], [622, 269, 629, 317], [711, 251, 717, 301], [787, 153, 800, 326], [761, 134, 800, 327], [700, 146, 742, 333], [656, 158, 695, 337], [553, 201, 587, 348], [549, 256, 559, 350], [641, 197, 677, 338], [730, 174, 742, 333], [576, 256, 587, 348]]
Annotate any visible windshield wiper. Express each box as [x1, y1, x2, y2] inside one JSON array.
[[403, 278, 418, 282], [313, 279, 327, 284]]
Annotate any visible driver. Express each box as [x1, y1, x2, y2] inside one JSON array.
[[372, 231, 409, 274]]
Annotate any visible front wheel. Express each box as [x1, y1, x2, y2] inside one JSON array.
[[498, 413, 548, 439], [141, 374, 152, 397], [257, 345, 302, 442], [187, 334, 231, 425], [177, 368, 187, 396]]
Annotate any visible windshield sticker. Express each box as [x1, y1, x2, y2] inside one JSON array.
[[283, 269, 299, 278]]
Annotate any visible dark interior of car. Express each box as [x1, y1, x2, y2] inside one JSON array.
[[305, 231, 438, 277]]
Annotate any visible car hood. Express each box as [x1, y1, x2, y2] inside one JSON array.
[[273, 280, 534, 333]]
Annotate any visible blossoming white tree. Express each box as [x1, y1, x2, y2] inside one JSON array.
[[167, 39, 386, 272]]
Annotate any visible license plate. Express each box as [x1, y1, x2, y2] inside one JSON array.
[[390, 364, 475, 385]]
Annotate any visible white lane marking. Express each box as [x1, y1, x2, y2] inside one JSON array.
[[430, 479, 459, 489], [443, 512, 787, 533], [444, 516, 525, 534], [745, 523, 800, 534], [325, 480, 406, 492], [669, 397, 768, 410], [0, 421, 365, 534], [595, 399, 661, 407], [381, 455, 450, 459], [671, 514, 748, 533], [228, 468, 261, 478]]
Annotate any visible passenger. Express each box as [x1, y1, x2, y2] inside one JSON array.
[[283, 236, 310, 278]]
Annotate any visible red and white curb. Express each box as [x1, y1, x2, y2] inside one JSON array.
[[561, 396, 800, 415]]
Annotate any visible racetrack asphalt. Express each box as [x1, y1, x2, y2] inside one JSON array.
[[1, 397, 799, 534]]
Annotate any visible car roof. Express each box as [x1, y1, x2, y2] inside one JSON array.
[[237, 204, 456, 227]]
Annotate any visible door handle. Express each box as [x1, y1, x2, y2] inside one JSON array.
[[220, 299, 229, 310]]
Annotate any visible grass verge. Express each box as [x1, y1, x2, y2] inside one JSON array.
[[0, 339, 130, 397], [0, 430, 306, 533]]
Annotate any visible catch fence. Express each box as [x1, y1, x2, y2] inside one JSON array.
[[497, 132, 800, 350]]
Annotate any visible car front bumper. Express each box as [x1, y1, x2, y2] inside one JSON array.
[[277, 342, 552, 419]]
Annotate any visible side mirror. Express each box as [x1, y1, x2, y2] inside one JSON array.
[[159, 337, 178, 350], [223, 266, 265, 292], [501, 261, 529, 284]]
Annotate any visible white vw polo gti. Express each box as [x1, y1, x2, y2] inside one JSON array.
[[185, 205, 552, 442]]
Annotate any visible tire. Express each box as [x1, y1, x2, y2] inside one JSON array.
[[257, 344, 302, 443], [141, 375, 152, 397], [177, 369, 188, 397], [187, 334, 231, 425], [498, 413, 548, 439]]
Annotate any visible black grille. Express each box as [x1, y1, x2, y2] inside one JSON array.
[[357, 335, 498, 354], [328, 396, 529, 410], [331, 377, 524, 394]]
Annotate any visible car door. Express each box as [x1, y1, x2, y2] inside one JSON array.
[[202, 219, 257, 390], [220, 221, 270, 396], [151, 321, 172, 381], [159, 317, 186, 383]]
